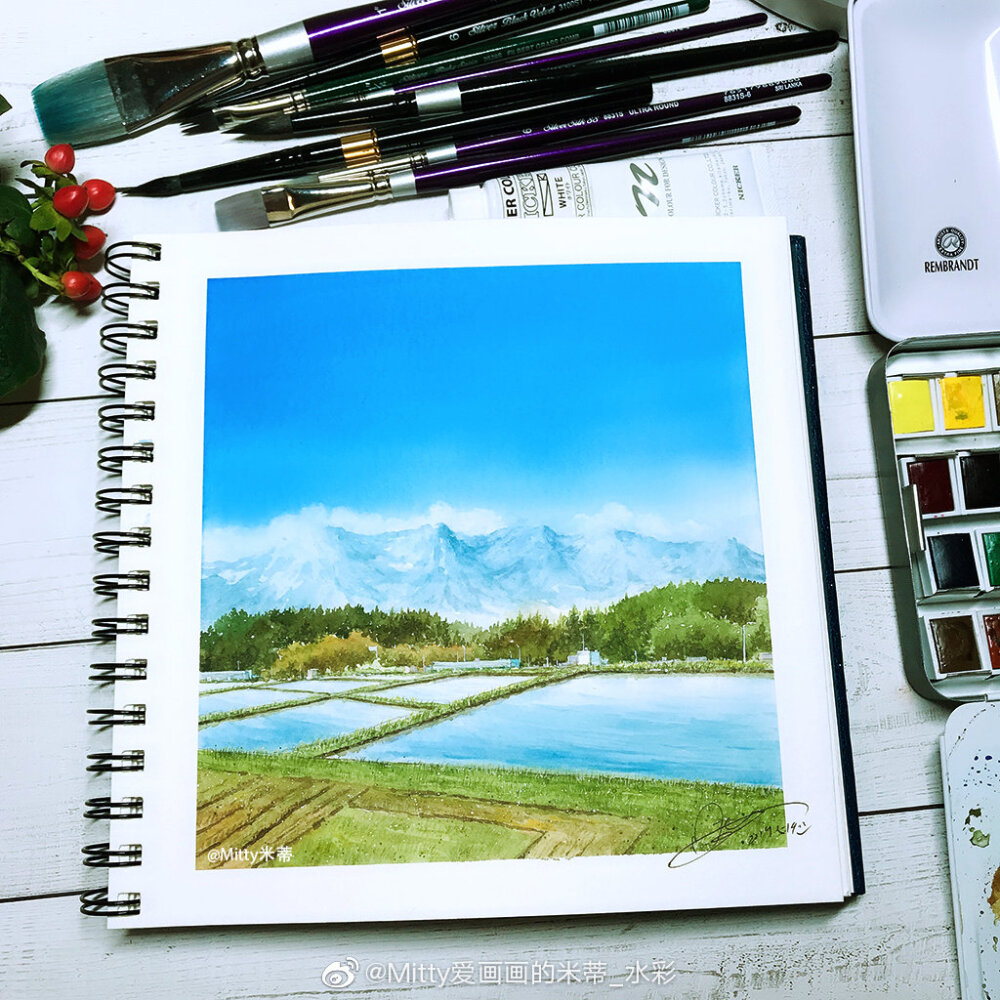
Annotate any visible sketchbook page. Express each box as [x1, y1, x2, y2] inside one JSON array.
[[941, 703, 1000, 1000], [106, 217, 852, 927]]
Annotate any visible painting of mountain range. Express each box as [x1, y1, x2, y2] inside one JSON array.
[[201, 519, 764, 627]]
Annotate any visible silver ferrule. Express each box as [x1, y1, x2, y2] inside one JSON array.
[[424, 142, 457, 165], [254, 22, 313, 73], [261, 173, 396, 224], [413, 83, 464, 118], [338, 85, 396, 106], [214, 91, 304, 130], [315, 152, 418, 182], [309, 142, 455, 184], [387, 169, 418, 199], [106, 39, 267, 132]]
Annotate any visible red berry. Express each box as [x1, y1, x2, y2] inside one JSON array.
[[83, 178, 116, 212], [72, 225, 106, 261], [52, 185, 89, 219], [44, 143, 75, 174], [77, 276, 103, 305], [61, 270, 92, 299]]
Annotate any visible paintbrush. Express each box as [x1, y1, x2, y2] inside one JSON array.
[[201, 0, 715, 131], [242, 28, 835, 137], [215, 104, 802, 229], [286, 74, 830, 185], [121, 74, 653, 197], [31, 0, 573, 146]]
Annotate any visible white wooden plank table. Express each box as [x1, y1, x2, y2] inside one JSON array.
[[0, 1, 963, 996]]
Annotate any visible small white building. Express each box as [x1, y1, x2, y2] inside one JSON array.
[[571, 648, 606, 666], [428, 658, 514, 672], [199, 670, 256, 683]]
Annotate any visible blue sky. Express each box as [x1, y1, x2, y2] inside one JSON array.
[[202, 261, 761, 545]]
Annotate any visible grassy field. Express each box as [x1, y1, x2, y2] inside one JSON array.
[[198, 750, 787, 868]]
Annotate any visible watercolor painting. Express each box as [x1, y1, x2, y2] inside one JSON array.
[[194, 261, 787, 870]]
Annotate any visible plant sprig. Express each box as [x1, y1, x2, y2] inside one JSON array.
[[0, 142, 117, 398]]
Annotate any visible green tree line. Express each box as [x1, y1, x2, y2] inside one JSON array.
[[478, 579, 769, 665], [200, 603, 459, 674], [200, 578, 770, 675]]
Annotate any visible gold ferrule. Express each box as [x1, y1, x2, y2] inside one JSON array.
[[340, 130, 381, 169], [377, 28, 419, 67]]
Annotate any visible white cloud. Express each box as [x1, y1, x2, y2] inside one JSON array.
[[202, 488, 763, 566], [570, 494, 762, 550], [572, 503, 689, 540]]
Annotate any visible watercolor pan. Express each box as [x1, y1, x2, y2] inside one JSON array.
[[887, 378, 935, 434], [985, 614, 1000, 671], [903, 457, 954, 515], [927, 533, 979, 592], [939, 375, 986, 431], [959, 452, 1000, 509], [983, 532, 1000, 588], [928, 615, 982, 675]]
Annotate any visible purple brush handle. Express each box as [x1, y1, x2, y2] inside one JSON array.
[[415, 105, 802, 193], [453, 75, 827, 161], [395, 12, 767, 91], [304, 0, 514, 62]]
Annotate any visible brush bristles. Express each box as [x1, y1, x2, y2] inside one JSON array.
[[225, 114, 295, 137], [180, 109, 220, 134], [215, 190, 271, 231], [32, 61, 126, 146]]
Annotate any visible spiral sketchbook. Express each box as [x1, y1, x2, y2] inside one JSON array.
[[84, 217, 863, 927]]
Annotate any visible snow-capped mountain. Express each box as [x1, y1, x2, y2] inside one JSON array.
[[200, 521, 764, 627]]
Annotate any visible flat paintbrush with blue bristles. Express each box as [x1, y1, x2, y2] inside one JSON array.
[[31, 0, 559, 146]]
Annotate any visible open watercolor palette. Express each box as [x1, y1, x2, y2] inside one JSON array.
[[878, 337, 1000, 699], [851, 2, 1000, 995], [851, 0, 1000, 704]]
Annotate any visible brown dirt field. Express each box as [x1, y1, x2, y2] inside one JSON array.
[[197, 768, 646, 868]]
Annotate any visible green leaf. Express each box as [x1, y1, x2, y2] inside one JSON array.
[[16, 178, 46, 196], [0, 184, 31, 225], [29, 201, 58, 231], [7, 215, 37, 249], [53, 240, 75, 272], [0, 187, 38, 255], [0, 256, 46, 399], [53, 214, 72, 241]]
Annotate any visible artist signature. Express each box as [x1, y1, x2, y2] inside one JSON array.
[[668, 801, 811, 868]]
